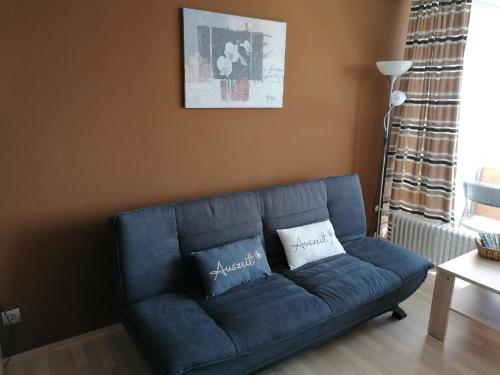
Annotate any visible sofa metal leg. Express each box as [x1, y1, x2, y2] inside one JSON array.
[[392, 306, 407, 320]]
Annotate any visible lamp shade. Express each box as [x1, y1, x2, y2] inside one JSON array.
[[376, 60, 413, 76], [390, 91, 407, 106]]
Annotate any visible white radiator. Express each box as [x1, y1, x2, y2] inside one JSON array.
[[390, 211, 476, 265]]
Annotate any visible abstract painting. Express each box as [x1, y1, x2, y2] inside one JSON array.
[[183, 8, 287, 108]]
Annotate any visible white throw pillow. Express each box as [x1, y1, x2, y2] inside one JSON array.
[[277, 220, 345, 270]]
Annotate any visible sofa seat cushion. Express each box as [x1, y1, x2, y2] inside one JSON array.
[[343, 237, 434, 281], [277, 254, 401, 314], [199, 273, 332, 353], [125, 293, 237, 375]]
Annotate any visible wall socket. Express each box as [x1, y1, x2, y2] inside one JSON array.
[[1, 308, 22, 326]]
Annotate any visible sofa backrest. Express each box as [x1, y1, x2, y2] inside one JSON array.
[[324, 175, 366, 243], [111, 173, 366, 306], [259, 180, 330, 265], [112, 204, 182, 307], [174, 192, 262, 256]]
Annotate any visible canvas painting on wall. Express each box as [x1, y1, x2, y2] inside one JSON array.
[[183, 8, 287, 108]]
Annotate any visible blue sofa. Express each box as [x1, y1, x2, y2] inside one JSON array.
[[111, 174, 433, 375]]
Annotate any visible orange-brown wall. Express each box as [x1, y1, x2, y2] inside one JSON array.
[[0, 0, 410, 353]]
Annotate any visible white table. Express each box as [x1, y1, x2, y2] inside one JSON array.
[[428, 250, 500, 341]]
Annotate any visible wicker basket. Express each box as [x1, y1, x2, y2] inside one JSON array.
[[475, 239, 500, 261]]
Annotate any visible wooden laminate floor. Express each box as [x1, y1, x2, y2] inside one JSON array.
[[4, 272, 500, 375]]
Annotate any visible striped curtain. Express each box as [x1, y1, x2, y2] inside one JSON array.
[[384, 0, 472, 237]]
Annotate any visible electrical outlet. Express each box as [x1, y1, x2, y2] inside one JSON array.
[[1, 308, 21, 326]]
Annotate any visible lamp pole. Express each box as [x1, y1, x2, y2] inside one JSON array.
[[376, 104, 395, 237], [374, 61, 413, 237]]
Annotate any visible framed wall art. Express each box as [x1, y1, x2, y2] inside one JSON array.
[[183, 8, 287, 108]]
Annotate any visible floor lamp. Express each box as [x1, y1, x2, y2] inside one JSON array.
[[375, 60, 413, 237]]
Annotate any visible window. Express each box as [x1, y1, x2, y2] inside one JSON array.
[[455, 0, 500, 229]]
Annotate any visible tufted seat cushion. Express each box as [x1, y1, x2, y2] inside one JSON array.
[[277, 254, 402, 314], [343, 237, 434, 281], [199, 273, 332, 353], [126, 293, 237, 375]]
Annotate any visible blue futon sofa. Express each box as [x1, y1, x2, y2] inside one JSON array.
[[111, 174, 433, 375]]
